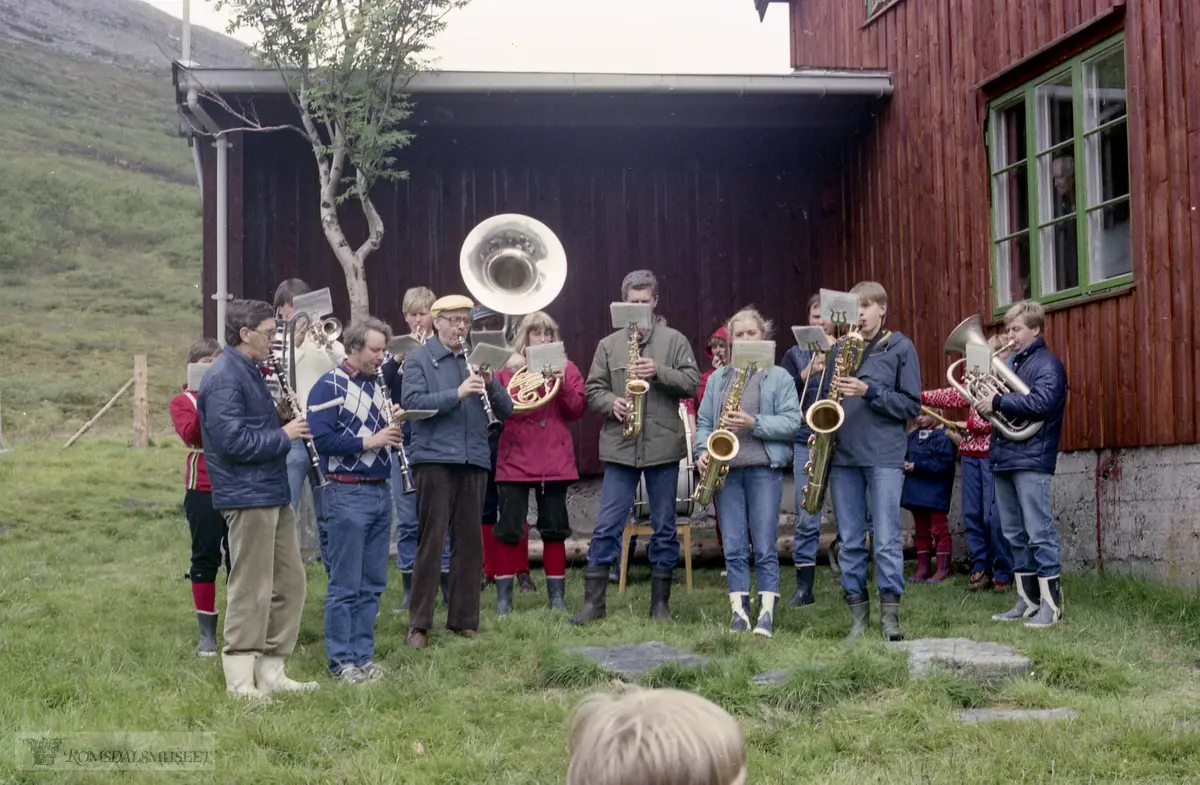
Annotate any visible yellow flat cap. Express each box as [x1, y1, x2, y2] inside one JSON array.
[[430, 294, 474, 316]]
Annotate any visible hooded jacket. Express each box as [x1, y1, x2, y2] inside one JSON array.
[[495, 354, 588, 483]]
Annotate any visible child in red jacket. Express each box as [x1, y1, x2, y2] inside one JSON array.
[[169, 338, 229, 657], [493, 312, 588, 614]]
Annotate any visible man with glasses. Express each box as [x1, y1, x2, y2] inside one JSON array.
[[400, 295, 514, 648], [197, 298, 318, 698]]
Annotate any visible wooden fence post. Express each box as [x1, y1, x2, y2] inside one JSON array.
[[132, 355, 149, 449]]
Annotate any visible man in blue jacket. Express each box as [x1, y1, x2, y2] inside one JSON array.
[[400, 294, 514, 648], [976, 300, 1068, 628], [197, 298, 318, 698]]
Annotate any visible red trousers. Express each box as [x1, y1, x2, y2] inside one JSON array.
[[482, 522, 538, 578], [912, 509, 951, 554]]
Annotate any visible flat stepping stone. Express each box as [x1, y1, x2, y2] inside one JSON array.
[[956, 708, 1079, 724], [564, 642, 709, 680], [751, 669, 794, 687], [886, 638, 1032, 683]]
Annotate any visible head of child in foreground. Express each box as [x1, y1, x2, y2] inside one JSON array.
[[566, 686, 747, 785]]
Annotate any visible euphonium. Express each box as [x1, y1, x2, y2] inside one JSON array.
[[692, 365, 749, 506], [943, 315, 1042, 442], [800, 330, 867, 514], [622, 325, 650, 439]]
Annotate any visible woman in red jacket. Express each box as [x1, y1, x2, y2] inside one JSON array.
[[168, 338, 230, 657], [493, 311, 587, 615]]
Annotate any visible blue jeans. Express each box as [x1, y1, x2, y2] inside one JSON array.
[[587, 463, 680, 571], [391, 458, 449, 572], [792, 444, 822, 566], [321, 481, 392, 671], [286, 439, 310, 510], [717, 466, 783, 594], [993, 470, 1060, 578], [962, 456, 1013, 582], [829, 466, 905, 597]]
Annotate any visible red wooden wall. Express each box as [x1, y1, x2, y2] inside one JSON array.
[[787, 0, 1200, 451]]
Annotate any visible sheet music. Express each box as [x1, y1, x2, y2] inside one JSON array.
[[731, 340, 775, 370], [399, 409, 437, 422], [525, 341, 567, 373], [468, 342, 513, 371], [609, 303, 652, 332], [470, 329, 509, 349], [819, 289, 860, 329], [791, 325, 831, 352], [387, 335, 422, 357], [292, 288, 334, 319], [966, 343, 992, 376], [186, 363, 212, 392]]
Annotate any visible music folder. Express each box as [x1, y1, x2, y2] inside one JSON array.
[[468, 342, 512, 371], [609, 303, 652, 332], [819, 289, 859, 329], [791, 325, 831, 352], [292, 288, 334, 319], [965, 343, 992, 376], [525, 341, 567, 374], [398, 409, 437, 423], [186, 363, 211, 392], [731, 340, 775, 370], [470, 330, 509, 349]]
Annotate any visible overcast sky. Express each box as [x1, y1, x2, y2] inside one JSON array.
[[143, 0, 793, 74]]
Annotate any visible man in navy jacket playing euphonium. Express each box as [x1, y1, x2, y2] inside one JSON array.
[[974, 300, 1068, 628]]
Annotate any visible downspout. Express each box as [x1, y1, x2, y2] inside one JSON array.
[[215, 136, 230, 347]]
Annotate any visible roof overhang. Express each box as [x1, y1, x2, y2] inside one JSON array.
[[174, 64, 892, 132], [754, 0, 790, 22]]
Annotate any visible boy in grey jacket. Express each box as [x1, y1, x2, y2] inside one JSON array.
[[571, 270, 700, 625]]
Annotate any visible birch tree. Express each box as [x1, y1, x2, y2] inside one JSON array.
[[208, 0, 469, 319]]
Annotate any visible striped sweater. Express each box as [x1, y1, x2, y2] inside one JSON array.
[[921, 387, 992, 458], [169, 386, 211, 492]]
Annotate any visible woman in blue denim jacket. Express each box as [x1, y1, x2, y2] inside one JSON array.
[[695, 308, 802, 638]]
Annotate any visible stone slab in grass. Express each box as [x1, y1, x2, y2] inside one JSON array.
[[751, 669, 795, 688], [564, 642, 709, 680], [956, 708, 1079, 724], [886, 638, 1032, 683]]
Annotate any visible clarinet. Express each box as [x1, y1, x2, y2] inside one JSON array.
[[268, 355, 328, 489], [376, 358, 416, 495], [459, 336, 502, 434]]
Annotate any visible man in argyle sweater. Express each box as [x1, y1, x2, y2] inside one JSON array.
[[307, 317, 403, 684]]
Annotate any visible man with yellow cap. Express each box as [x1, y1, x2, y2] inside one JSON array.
[[400, 294, 514, 648]]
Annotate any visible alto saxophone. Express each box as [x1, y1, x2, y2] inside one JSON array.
[[692, 365, 749, 506], [800, 331, 866, 514], [621, 324, 650, 439]]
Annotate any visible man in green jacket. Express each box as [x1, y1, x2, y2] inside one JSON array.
[[570, 270, 700, 624]]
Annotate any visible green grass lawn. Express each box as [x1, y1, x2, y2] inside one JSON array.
[[2, 441, 1200, 783]]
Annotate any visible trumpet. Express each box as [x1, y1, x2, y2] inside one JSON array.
[[943, 316, 1041, 442], [304, 316, 342, 349], [920, 407, 966, 433]]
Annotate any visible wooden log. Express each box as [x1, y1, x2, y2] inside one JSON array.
[[525, 532, 841, 567], [63, 377, 135, 448], [132, 355, 149, 449]]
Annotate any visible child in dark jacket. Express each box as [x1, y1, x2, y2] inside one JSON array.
[[901, 410, 958, 583]]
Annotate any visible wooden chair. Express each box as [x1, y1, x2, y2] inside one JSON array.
[[617, 517, 693, 595]]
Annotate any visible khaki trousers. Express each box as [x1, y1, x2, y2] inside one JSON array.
[[221, 505, 307, 657]]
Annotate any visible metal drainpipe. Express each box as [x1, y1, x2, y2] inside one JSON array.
[[182, 0, 191, 64], [215, 136, 230, 346]]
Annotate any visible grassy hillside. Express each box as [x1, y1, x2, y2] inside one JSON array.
[[0, 41, 202, 443]]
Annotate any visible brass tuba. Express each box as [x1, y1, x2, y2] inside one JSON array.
[[460, 213, 567, 413], [943, 315, 1042, 442]]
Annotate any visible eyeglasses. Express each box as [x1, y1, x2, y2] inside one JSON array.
[[245, 327, 275, 340], [437, 316, 470, 327]]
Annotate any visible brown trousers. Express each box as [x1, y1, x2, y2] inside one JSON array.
[[221, 505, 307, 657], [410, 464, 486, 633]]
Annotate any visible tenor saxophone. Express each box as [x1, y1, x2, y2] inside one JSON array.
[[800, 331, 866, 514], [621, 324, 650, 439], [692, 365, 749, 506]]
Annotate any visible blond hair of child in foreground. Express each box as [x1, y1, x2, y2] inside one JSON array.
[[567, 686, 748, 785]]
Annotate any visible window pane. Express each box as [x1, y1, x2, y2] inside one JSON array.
[[1036, 72, 1074, 152], [996, 234, 1032, 306], [992, 164, 1029, 236], [1040, 220, 1080, 293], [991, 99, 1027, 169], [1086, 120, 1130, 205], [1040, 151, 1078, 222], [1089, 200, 1132, 281], [1085, 45, 1127, 129]]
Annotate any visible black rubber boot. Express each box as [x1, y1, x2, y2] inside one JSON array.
[[395, 571, 413, 612], [788, 565, 816, 607], [649, 568, 673, 621], [842, 592, 870, 644], [439, 570, 451, 606], [569, 566, 609, 625], [880, 592, 904, 641], [546, 577, 567, 611], [517, 571, 537, 593], [495, 577, 514, 616], [196, 611, 218, 657]]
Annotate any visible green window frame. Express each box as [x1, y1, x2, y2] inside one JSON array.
[[987, 34, 1132, 315]]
